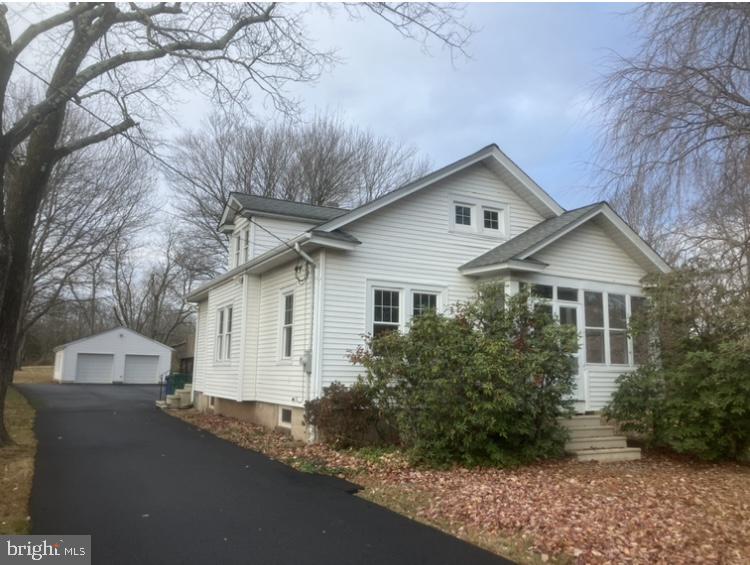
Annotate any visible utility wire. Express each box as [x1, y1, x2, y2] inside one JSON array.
[[13, 58, 306, 260]]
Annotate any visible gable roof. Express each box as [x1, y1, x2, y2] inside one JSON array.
[[221, 193, 348, 227], [314, 144, 565, 233], [461, 203, 603, 270], [53, 327, 174, 352], [460, 202, 671, 275]]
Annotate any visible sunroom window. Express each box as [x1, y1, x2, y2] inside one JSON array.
[[584, 291, 605, 363], [608, 294, 628, 364]]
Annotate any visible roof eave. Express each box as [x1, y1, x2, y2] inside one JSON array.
[[459, 259, 549, 277]]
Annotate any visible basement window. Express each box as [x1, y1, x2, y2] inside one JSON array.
[[279, 407, 292, 427]]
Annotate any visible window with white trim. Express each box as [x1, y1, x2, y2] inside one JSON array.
[[233, 235, 241, 267], [216, 306, 233, 361], [373, 289, 400, 337], [413, 292, 438, 317], [608, 294, 628, 364], [483, 209, 500, 230], [281, 293, 294, 359], [630, 296, 649, 364], [455, 205, 472, 226], [584, 291, 605, 363], [243, 228, 250, 262]]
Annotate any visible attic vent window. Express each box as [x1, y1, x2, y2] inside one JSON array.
[[455, 205, 472, 226]]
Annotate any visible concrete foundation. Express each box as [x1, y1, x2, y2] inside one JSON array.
[[194, 392, 307, 441]]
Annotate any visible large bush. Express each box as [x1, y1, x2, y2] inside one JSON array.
[[605, 269, 750, 461], [352, 284, 578, 466], [304, 382, 386, 448]]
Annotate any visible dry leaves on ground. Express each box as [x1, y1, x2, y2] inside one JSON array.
[[172, 410, 750, 565]]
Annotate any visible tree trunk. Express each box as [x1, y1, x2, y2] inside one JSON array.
[[0, 109, 65, 446]]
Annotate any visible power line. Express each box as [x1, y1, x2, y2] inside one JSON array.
[[13, 58, 305, 260]]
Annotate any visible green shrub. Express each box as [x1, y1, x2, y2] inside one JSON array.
[[352, 283, 578, 467], [304, 381, 389, 448], [606, 270, 750, 461]]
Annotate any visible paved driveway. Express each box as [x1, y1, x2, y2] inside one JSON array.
[[17, 384, 511, 565]]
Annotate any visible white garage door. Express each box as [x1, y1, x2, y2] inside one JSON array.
[[76, 353, 114, 383], [123, 355, 160, 384]]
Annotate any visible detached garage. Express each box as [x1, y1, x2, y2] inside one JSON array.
[[53, 327, 173, 384]]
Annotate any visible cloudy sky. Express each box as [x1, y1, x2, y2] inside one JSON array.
[[170, 3, 639, 210]]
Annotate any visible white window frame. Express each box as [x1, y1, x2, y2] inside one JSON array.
[[242, 228, 250, 263], [215, 305, 233, 362], [449, 195, 509, 238], [278, 407, 293, 428], [233, 235, 241, 268], [452, 202, 475, 232], [366, 280, 446, 335], [279, 290, 294, 361]]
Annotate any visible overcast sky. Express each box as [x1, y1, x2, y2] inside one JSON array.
[[167, 3, 638, 210]]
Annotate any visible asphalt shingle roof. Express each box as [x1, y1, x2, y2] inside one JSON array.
[[461, 203, 604, 270], [231, 193, 349, 223]]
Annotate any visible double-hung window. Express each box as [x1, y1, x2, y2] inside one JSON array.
[[216, 306, 233, 361], [630, 296, 649, 364], [233, 235, 241, 267], [373, 289, 400, 337], [281, 293, 294, 359], [243, 228, 250, 262], [412, 292, 437, 317]]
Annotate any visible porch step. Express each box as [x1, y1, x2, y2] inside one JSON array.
[[566, 435, 627, 451], [572, 447, 642, 463], [558, 415, 602, 429], [566, 425, 614, 438], [155, 400, 167, 409], [181, 383, 192, 392], [165, 394, 181, 408], [176, 389, 192, 408]]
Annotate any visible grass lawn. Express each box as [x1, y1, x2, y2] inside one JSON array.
[[12, 365, 54, 384], [0, 382, 37, 534], [170, 409, 750, 565]]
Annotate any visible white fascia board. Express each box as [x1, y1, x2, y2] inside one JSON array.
[[516, 205, 672, 274], [598, 207, 672, 273], [517, 206, 605, 260], [460, 260, 549, 277], [186, 231, 358, 303], [487, 146, 564, 217]]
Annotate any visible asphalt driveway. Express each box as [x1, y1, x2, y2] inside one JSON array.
[[17, 384, 511, 565]]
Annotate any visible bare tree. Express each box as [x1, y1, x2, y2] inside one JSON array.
[[0, 2, 471, 444], [168, 112, 430, 275], [17, 133, 152, 365], [110, 229, 196, 345], [597, 3, 750, 264]]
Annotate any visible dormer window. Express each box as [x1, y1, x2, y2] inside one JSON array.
[[455, 205, 472, 226]]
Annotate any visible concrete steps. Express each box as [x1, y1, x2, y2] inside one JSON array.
[[156, 384, 193, 410], [559, 415, 641, 462]]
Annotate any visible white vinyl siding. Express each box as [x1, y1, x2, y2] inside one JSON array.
[[249, 217, 317, 258], [251, 262, 313, 407], [193, 277, 243, 399], [320, 163, 543, 389], [531, 219, 646, 287]]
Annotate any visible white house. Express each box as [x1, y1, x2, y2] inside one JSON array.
[[187, 144, 670, 440], [53, 327, 173, 384]]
